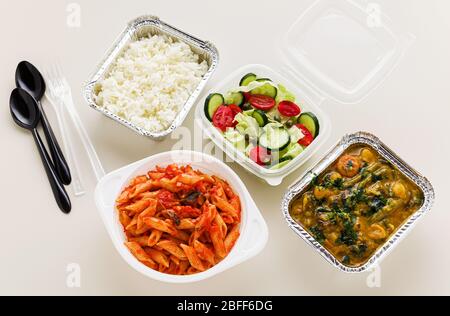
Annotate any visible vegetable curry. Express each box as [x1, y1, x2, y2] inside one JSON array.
[[290, 145, 424, 267]]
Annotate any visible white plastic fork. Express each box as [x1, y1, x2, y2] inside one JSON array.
[[44, 67, 85, 196], [45, 63, 105, 192]]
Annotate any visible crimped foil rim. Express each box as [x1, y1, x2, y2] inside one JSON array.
[[281, 131, 435, 273], [83, 15, 219, 140]]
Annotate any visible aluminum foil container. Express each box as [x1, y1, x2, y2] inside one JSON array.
[[281, 131, 435, 273], [83, 15, 219, 140]]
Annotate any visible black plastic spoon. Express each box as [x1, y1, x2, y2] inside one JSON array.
[[15, 61, 71, 185], [10, 88, 71, 214]]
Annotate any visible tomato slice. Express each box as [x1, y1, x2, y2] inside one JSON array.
[[296, 124, 314, 147], [243, 92, 252, 102], [249, 146, 271, 166], [212, 105, 235, 131], [248, 94, 276, 111], [228, 104, 242, 115], [278, 101, 301, 117]]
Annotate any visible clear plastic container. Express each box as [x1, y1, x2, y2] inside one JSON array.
[[195, 0, 414, 186], [196, 64, 331, 186]]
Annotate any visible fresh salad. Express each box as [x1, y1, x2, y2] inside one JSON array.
[[204, 73, 320, 170]]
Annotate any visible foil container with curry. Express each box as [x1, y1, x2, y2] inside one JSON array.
[[282, 132, 434, 273]]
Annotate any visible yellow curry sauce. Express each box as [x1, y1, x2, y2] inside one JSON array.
[[290, 145, 424, 267]]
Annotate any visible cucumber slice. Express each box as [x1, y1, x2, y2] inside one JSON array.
[[204, 93, 224, 121], [256, 78, 272, 82], [239, 73, 257, 86], [282, 143, 304, 159], [252, 110, 268, 127], [225, 92, 245, 107], [224, 130, 246, 151], [251, 79, 277, 99], [243, 109, 255, 116], [298, 112, 320, 138], [259, 128, 290, 151], [270, 157, 293, 170]]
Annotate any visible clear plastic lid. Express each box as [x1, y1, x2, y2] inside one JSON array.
[[196, 0, 415, 186], [281, 0, 415, 104]]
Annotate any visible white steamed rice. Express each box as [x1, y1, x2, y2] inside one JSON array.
[[95, 34, 208, 133]]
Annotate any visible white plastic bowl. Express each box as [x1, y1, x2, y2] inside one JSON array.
[[94, 150, 268, 283]]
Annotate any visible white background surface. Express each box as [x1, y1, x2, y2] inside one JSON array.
[[1, 0, 449, 295]]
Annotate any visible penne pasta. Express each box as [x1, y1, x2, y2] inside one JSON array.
[[229, 196, 241, 214], [116, 190, 131, 205], [223, 182, 236, 201], [137, 190, 160, 200], [193, 240, 215, 266], [129, 180, 153, 199], [214, 213, 228, 239], [125, 215, 138, 231], [177, 218, 196, 230], [129, 236, 150, 247], [201, 173, 215, 184], [148, 230, 163, 247], [197, 202, 217, 231], [186, 267, 198, 275], [147, 171, 165, 180], [180, 244, 205, 271], [211, 195, 238, 218], [173, 229, 190, 243], [125, 199, 151, 214], [212, 181, 227, 197], [125, 242, 157, 269], [157, 240, 187, 260], [198, 231, 211, 244], [170, 255, 181, 266], [137, 199, 158, 230], [166, 261, 178, 274], [135, 225, 151, 235], [118, 210, 132, 228], [177, 173, 204, 186], [145, 248, 170, 268], [224, 225, 240, 253], [117, 165, 242, 275], [129, 175, 148, 187], [177, 260, 190, 275], [210, 224, 227, 258], [159, 177, 183, 193], [221, 214, 236, 225], [143, 217, 177, 236]]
